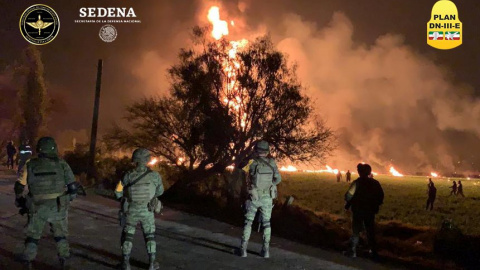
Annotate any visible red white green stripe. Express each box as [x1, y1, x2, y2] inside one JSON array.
[[444, 31, 460, 40], [428, 31, 443, 40]]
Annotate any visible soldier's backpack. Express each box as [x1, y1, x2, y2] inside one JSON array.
[[251, 158, 277, 199]]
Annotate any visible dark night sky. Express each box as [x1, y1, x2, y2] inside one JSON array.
[[0, 0, 479, 170]]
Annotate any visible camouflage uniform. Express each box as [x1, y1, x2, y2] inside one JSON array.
[[14, 137, 76, 267], [240, 141, 281, 258], [115, 148, 164, 270]]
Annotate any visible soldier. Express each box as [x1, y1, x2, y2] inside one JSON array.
[[426, 178, 437, 210], [18, 139, 33, 175], [346, 170, 351, 182], [456, 180, 465, 197], [13, 137, 77, 269], [344, 163, 384, 258], [239, 140, 281, 258], [115, 148, 164, 270], [6, 140, 16, 169], [449, 180, 457, 196]]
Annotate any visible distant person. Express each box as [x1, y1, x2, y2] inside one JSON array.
[[456, 180, 465, 197], [6, 141, 16, 169], [426, 178, 437, 210], [336, 171, 342, 182], [344, 163, 384, 258], [449, 181, 457, 196], [346, 170, 351, 182], [18, 139, 33, 174]]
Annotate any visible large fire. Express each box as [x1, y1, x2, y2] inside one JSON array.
[[430, 172, 439, 178], [389, 166, 404, 177]]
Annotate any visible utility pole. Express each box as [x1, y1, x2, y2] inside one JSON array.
[[87, 59, 103, 181]]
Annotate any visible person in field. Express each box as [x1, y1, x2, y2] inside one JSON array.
[[426, 178, 437, 210], [336, 171, 342, 182], [346, 170, 351, 182], [449, 181, 457, 196], [456, 180, 465, 197], [344, 163, 384, 258]]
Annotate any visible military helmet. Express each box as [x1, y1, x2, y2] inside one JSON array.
[[132, 148, 151, 163], [254, 140, 270, 152], [36, 137, 58, 155]]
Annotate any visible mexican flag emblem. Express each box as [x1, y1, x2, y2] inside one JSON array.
[[444, 31, 460, 40], [428, 31, 443, 40]]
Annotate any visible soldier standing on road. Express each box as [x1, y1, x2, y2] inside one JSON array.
[[344, 163, 384, 258], [239, 140, 281, 258], [6, 141, 16, 169], [13, 137, 77, 269], [449, 180, 457, 196], [115, 148, 164, 270], [456, 180, 465, 197], [346, 170, 351, 182], [426, 178, 437, 210], [18, 139, 33, 175]]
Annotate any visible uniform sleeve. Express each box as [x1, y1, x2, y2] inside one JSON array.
[[60, 160, 76, 185], [376, 181, 384, 206], [344, 181, 357, 209], [115, 173, 128, 199], [14, 161, 28, 197], [272, 160, 282, 185], [154, 172, 164, 197], [242, 159, 254, 173]]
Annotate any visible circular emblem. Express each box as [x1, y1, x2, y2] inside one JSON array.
[[19, 4, 60, 45], [99, 24, 117, 42]]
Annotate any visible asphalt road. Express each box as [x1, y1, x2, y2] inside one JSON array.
[[0, 173, 402, 270]]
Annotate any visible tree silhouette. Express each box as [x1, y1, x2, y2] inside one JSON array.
[[106, 27, 334, 180]]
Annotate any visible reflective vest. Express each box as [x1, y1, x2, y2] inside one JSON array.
[[27, 157, 65, 202]]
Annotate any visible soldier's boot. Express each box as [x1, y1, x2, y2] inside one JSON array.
[[148, 253, 160, 270], [121, 254, 131, 270], [58, 257, 68, 270], [261, 224, 271, 258], [240, 240, 248, 257], [343, 236, 358, 258], [260, 243, 270, 258]]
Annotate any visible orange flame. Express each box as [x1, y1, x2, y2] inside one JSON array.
[[207, 6, 228, 40], [148, 158, 158, 166], [389, 166, 404, 177], [280, 165, 298, 172], [430, 172, 439, 178]]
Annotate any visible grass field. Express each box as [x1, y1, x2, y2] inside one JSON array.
[[278, 173, 480, 236]]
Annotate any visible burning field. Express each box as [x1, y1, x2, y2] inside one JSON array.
[[278, 172, 480, 236]]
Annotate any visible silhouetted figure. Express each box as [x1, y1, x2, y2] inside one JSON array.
[[344, 163, 384, 258], [449, 181, 457, 196], [346, 170, 351, 182], [426, 178, 437, 210], [456, 181, 465, 197], [6, 141, 16, 169], [336, 171, 342, 182]]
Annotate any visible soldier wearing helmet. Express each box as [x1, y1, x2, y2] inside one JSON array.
[[13, 137, 76, 268], [238, 140, 281, 258], [115, 148, 164, 270]]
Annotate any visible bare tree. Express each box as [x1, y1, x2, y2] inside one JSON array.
[[106, 27, 334, 181]]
